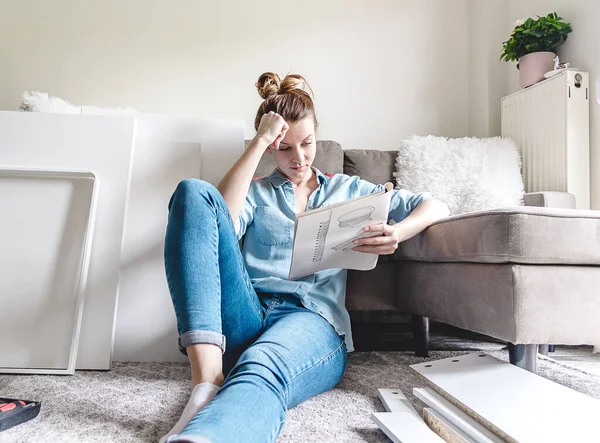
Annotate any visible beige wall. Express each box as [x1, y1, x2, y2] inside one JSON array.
[[468, 0, 510, 138], [0, 0, 470, 151], [1, 1, 594, 193], [2, 1, 598, 361], [505, 0, 600, 209]]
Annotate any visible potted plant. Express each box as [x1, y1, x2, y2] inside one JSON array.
[[500, 12, 572, 88]]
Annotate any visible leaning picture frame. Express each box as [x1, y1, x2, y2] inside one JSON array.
[[0, 167, 99, 375]]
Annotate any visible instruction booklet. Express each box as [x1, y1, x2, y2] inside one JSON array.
[[288, 182, 394, 280]]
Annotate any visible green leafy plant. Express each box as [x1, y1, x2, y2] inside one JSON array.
[[500, 12, 572, 63]]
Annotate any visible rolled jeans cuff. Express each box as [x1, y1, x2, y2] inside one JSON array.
[[178, 330, 226, 355]]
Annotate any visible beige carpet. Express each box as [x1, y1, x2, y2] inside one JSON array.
[[1, 348, 599, 443]]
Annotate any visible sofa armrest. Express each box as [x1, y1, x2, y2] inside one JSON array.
[[524, 191, 576, 209]]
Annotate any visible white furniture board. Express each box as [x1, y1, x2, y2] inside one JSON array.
[[423, 408, 475, 443], [411, 352, 600, 443], [372, 412, 445, 443], [112, 114, 244, 362], [0, 168, 98, 374], [414, 388, 501, 443], [377, 388, 420, 418], [0, 111, 136, 370]]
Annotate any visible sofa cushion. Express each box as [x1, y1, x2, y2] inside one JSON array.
[[250, 140, 344, 178], [343, 149, 397, 185], [396, 206, 600, 265]]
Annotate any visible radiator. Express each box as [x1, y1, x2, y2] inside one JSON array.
[[501, 69, 590, 209]]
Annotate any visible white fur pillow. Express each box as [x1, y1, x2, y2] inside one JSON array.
[[19, 91, 137, 115], [394, 135, 524, 215]]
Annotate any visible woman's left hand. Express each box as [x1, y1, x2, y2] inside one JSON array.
[[351, 223, 404, 255]]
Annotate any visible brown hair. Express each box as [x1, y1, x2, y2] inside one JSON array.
[[254, 72, 318, 131]]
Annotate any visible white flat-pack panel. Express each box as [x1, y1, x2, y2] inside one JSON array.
[[113, 114, 244, 362], [423, 408, 475, 443], [377, 388, 420, 417], [0, 111, 136, 370], [413, 388, 502, 443], [411, 352, 600, 443], [372, 412, 445, 443], [0, 169, 98, 374]]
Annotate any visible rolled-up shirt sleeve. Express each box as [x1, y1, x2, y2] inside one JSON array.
[[387, 188, 435, 223], [234, 197, 254, 240], [351, 177, 434, 223]]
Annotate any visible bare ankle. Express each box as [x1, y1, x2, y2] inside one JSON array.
[[192, 372, 225, 388], [187, 343, 225, 388]]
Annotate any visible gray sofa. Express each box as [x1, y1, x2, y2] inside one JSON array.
[[253, 140, 600, 372]]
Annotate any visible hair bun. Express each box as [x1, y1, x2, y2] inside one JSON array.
[[256, 72, 314, 100], [256, 72, 281, 100], [280, 74, 313, 98]]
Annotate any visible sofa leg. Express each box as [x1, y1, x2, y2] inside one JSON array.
[[508, 343, 538, 373], [548, 345, 556, 353], [538, 344, 549, 356], [411, 315, 429, 357]]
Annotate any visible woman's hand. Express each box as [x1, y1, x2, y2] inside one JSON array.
[[351, 223, 404, 255], [351, 199, 449, 255], [255, 111, 289, 150]]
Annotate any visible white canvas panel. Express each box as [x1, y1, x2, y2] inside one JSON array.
[[0, 111, 136, 370], [112, 114, 244, 362]]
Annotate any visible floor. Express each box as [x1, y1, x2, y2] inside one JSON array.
[[1, 342, 598, 443], [550, 345, 600, 376], [1, 324, 599, 443]]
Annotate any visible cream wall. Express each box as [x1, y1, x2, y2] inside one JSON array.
[[2, 1, 596, 362], [467, 0, 510, 138], [0, 0, 470, 151], [504, 1, 600, 209], [0, 0, 471, 362]]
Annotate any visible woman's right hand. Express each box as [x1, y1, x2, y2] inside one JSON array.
[[255, 111, 289, 150]]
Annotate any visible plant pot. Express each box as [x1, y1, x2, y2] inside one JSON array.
[[518, 51, 556, 88]]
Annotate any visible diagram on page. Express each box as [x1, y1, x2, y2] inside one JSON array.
[[288, 183, 394, 280], [330, 206, 379, 252], [321, 193, 391, 271]]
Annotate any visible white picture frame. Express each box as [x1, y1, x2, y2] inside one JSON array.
[[0, 168, 98, 374]]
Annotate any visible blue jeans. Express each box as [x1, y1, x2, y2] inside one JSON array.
[[164, 179, 348, 443]]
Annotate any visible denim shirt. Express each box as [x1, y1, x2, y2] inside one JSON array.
[[235, 168, 434, 352]]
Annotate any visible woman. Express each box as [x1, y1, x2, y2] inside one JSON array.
[[161, 72, 449, 443]]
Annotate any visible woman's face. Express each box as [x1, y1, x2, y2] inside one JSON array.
[[269, 117, 316, 182]]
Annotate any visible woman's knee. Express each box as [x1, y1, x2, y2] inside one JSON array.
[[226, 346, 291, 397], [168, 178, 219, 210]]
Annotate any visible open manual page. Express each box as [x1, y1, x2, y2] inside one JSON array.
[[289, 183, 394, 280]]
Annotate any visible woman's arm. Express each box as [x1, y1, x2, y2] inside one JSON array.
[[217, 112, 288, 220], [390, 198, 449, 242], [217, 137, 268, 220], [352, 198, 449, 255]]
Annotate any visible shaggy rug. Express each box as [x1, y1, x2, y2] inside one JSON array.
[[1, 348, 599, 443]]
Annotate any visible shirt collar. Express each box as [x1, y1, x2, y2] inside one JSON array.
[[267, 167, 328, 188]]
